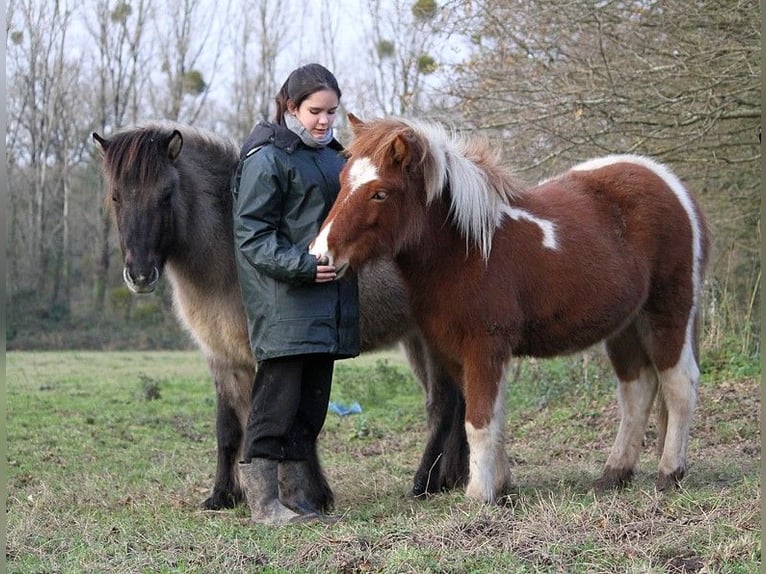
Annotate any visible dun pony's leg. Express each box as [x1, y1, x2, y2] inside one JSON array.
[[440, 383, 469, 491], [597, 325, 658, 491], [204, 385, 244, 508], [280, 442, 334, 513], [203, 363, 251, 510], [655, 343, 699, 490], [463, 359, 511, 503], [401, 334, 468, 496]]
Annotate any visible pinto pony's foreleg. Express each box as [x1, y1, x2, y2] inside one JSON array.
[[463, 360, 512, 503]]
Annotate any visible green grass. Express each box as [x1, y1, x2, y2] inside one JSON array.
[[6, 349, 761, 573]]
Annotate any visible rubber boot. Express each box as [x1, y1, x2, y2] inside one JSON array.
[[279, 460, 340, 524], [239, 459, 305, 525]]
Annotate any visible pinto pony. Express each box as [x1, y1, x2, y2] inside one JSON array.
[[311, 115, 710, 503], [92, 122, 470, 511]]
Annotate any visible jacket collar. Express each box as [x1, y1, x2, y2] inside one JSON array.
[[240, 121, 343, 158]]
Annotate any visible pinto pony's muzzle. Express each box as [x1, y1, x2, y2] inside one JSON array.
[[309, 222, 350, 279]]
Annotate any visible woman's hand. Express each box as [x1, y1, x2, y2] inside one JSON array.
[[315, 255, 336, 283]]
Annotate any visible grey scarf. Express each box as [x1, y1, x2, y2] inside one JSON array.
[[284, 113, 334, 148]]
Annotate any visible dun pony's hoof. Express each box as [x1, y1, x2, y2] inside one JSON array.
[[202, 488, 244, 510], [593, 467, 634, 492], [656, 468, 686, 491], [411, 468, 452, 499]]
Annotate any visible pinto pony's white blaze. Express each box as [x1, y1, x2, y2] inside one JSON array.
[[310, 156, 378, 267], [313, 116, 709, 503], [310, 221, 333, 265], [347, 156, 379, 195]]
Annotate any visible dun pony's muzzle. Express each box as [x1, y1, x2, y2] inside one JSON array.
[[123, 265, 160, 294]]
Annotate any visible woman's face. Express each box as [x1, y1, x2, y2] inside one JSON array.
[[291, 89, 339, 140]]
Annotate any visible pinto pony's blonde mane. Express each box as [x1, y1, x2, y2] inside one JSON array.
[[348, 118, 527, 261]]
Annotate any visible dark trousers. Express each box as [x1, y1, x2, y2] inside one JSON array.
[[244, 354, 334, 462]]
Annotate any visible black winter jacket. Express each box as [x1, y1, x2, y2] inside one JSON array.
[[232, 121, 360, 361]]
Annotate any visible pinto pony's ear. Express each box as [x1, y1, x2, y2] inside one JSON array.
[[348, 113, 365, 133], [92, 132, 109, 155], [391, 132, 415, 168], [166, 130, 183, 161]]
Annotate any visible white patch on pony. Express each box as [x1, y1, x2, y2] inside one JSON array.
[[605, 365, 659, 473], [309, 221, 333, 265], [465, 422, 495, 502], [348, 157, 379, 195], [570, 154, 704, 351], [464, 373, 509, 503], [500, 206, 558, 250], [656, 343, 699, 477]]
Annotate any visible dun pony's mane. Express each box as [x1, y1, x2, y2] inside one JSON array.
[[349, 118, 527, 260], [101, 121, 238, 199]]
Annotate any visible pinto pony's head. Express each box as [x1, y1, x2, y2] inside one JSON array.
[[93, 126, 184, 293], [311, 114, 525, 274], [310, 114, 445, 276]]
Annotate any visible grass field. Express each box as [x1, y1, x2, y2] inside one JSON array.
[[6, 348, 761, 573]]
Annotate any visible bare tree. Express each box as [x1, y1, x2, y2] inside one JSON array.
[[225, 0, 294, 140], [7, 0, 82, 311], [350, 0, 445, 117], [151, 0, 228, 124]]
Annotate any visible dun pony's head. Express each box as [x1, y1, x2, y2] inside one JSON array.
[[93, 126, 184, 293], [311, 114, 442, 276]]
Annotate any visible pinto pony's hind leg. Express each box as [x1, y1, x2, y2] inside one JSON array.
[[597, 324, 658, 491], [654, 342, 699, 490]]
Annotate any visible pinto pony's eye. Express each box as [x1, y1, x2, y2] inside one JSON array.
[[372, 190, 388, 201]]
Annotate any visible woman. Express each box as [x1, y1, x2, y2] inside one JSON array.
[[232, 63, 360, 525]]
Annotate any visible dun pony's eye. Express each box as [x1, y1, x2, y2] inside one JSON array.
[[112, 191, 121, 204], [372, 191, 388, 201], [160, 187, 174, 205]]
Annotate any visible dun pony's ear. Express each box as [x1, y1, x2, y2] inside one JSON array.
[[348, 113, 365, 133], [166, 130, 183, 161], [92, 132, 109, 155]]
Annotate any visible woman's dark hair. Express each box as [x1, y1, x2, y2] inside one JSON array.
[[274, 63, 341, 124]]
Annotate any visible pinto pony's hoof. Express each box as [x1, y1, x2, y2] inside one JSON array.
[[593, 468, 634, 492], [656, 468, 686, 491]]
